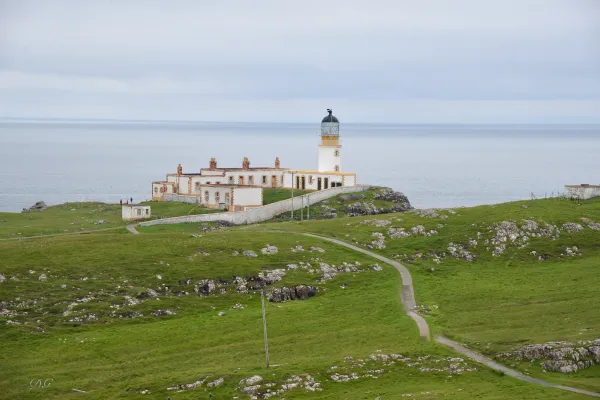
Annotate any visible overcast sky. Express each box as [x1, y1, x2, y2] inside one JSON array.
[[1, 0, 599, 123]]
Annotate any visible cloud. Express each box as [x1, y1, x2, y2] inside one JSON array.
[[0, 0, 599, 122]]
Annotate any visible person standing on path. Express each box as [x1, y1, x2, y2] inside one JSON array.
[[119, 199, 122, 205], [130, 197, 133, 204]]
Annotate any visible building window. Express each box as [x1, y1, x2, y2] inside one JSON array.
[[262, 175, 267, 184], [204, 191, 209, 202], [238, 176, 244, 185], [154, 187, 158, 193], [136, 209, 141, 216], [195, 182, 200, 192], [281, 175, 284, 184], [145, 209, 149, 215], [249, 176, 254, 184], [229, 176, 234, 184], [334, 150, 340, 157], [225, 192, 230, 205], [334, 165, 340, 172], [308, 175, 313, 185], [215, 192, 220, 203]]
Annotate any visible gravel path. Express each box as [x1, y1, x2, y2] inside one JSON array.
[[297, 232, 600, 398], [126, 224, 140, 234], [299, 232, 430, 341]]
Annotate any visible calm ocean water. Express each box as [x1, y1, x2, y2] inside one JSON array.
[[0, 121, 599, 212]]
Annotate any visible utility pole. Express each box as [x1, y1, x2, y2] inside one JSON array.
[[307, 194, 310, 220], [291, 172, 294, 220], [261, 290, 270, 368], [301, 195, 304, 221]]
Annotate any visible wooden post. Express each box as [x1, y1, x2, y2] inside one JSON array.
[[261, 290, 270, 368]]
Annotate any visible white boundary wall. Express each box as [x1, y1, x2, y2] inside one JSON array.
[[140, 184, 373, 226]]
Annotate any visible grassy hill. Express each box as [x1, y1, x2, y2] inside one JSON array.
[[0, 201, 220, 239], [250, 195, 600, 392], [1, 191, 599, 398]]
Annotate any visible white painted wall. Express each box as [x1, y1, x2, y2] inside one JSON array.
[[223, 170, 285, 187], [318, 145, 341, 172], [141, 185, 373, 226], [565, 186, 600, 200], [122, 205, 151, 221], [233, 187, 262, 206]]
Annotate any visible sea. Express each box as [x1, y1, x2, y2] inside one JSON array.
[[1, 121, 599, 212]]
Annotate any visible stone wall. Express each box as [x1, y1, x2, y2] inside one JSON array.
[[140, 185, 374, 226]]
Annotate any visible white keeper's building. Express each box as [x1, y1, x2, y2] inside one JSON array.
[[151, 109, 357, 210]]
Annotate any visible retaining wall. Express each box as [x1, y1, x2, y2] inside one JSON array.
[[140, 185, 373, 226]]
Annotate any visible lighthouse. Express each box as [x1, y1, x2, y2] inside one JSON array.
[[318, 109, 342, 172]]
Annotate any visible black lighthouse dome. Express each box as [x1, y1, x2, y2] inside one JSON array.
[[321, 109, 339, 123]]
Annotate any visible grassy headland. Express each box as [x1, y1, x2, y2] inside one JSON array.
[[1, 189, 598, 398]]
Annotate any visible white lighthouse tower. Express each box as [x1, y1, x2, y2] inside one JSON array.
[[318, 109, 342, 172]]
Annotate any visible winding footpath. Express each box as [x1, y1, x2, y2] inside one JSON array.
[[126, 225, 600, 398]]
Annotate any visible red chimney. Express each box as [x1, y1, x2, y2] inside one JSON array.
[[242, 157, 250, 170], [209, 158, 217, 170], [275, 157, 280, 169]]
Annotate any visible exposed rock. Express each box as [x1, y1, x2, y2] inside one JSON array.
[[388, 227, 411, 238], [242, 250, 258, 258], [268, 285, 318, 302], [38, 273, 47, 282], [231, 303, 244, 309], [261, 244, 279, 255], [207, 377, 224, 387], [346, 202, 379, 216], [564, 246, 581, 256], [309, 246, 326, 253], [167, 376, 209, 391], [22, 201, 47, 212], [584, 219, 600, 230], [152, 309, 176, 317], [447, 243, 475, 261], [0, 274, 5, 283], [258, 269, 286, 284], [245, 375, 263, 386], [137, 288, 159, 299], [194, 279, 217, 296], [360, 219, 391, 227], [373, 188, 413, 210], [369, 232, 386, 249], [562, 222, 584, 233], [94, 220, 108, 225], [291, 245, 304, 252], [496, 338, 600, 374], [371, 264, 383, 271], [218, 311, 227, 316], [412, 209, 445, 218], [232, 250, 239, 256]]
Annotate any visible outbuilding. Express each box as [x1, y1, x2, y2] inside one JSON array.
[[122, 205, 151, 221]]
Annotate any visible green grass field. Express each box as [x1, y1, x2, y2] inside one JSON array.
[[0, 201, 220, 239], [1, 229, 586, 399], [1, 191, 599, 398], [250, 195, 600, 391]]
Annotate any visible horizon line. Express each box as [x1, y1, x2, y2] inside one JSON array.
[[1, 117, 600, 126]]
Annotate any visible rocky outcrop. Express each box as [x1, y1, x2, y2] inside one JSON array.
[[496, 338, 600, 373], [260, 244, 279, 255], [373, 188, 413, 209], [22, 201, 47, 213], [268, 285, 318, 302]]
